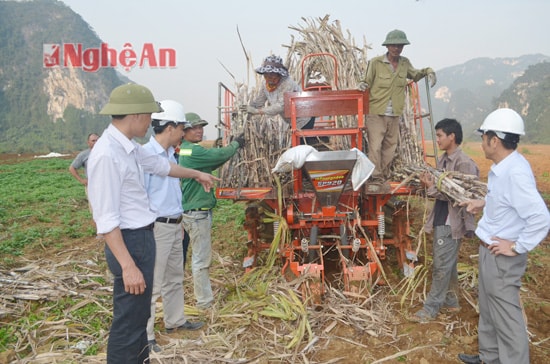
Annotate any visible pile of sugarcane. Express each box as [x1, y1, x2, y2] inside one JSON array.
[[218, 16, 487, 204], [284, 15, 368, 91], [221, 115, 292, 189], [219, 15, 369, 189]]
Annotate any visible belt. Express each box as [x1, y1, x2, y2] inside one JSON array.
[[184, 208, 211, 213], [156, 215, 183, 224], [121, 222, 155, 232], [479, 240, 491, 249]]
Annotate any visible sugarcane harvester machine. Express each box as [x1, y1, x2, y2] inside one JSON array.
[[217, 53, 433, 300]]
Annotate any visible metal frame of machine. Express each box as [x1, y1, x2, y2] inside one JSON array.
[[217, 53, 432, 301]]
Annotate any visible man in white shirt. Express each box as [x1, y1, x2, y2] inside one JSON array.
[[458, 108, 550, 364], [87, 84, 217, 364], [143, 100, 203, 353]]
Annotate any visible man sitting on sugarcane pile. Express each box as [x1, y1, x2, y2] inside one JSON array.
[[241, 55, 317, 145]]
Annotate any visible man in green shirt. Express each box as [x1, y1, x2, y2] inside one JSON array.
[[179, 112, 244, 309], [359, 29, 436, 193]]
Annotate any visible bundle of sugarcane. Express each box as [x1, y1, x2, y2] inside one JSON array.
[[388, 88, 426, 185], [394, 90, 426, 168], [218, 73, 294, 188], [390, 88, 487, 203], [219, 15, 370, 188], [222, 113, 292, 189], [395, 164, 487, 203]]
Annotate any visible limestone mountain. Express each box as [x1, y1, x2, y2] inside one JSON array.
[[429, 54, 550, 141], [494, 61, 550, 144], [1, 1, 549, 154], [0, 0, 124, 154]]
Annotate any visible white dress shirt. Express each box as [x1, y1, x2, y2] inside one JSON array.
[[476, 151, 550, 253], [88, 124, 171, 234]]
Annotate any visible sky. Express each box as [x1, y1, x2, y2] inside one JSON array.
[[59, 0, 550, 139]]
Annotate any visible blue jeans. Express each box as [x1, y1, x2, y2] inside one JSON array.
[[182, 210, 213, 308], [423, 225, 461, 316], [105, 228, 155, 364]]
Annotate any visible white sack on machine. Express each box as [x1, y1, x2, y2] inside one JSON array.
[[350, 148, 375, 191], [271, 145, 316, 173], [272, 146, 374, 192]]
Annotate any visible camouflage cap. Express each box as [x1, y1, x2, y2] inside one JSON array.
[[184, 112, 208, 127]]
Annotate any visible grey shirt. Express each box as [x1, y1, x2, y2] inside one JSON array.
[[251, 76, 311, 129], [70, 148, 91, 177]]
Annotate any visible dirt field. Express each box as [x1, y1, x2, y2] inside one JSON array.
[[1, 143, 550, 363], [318, 142, 550, 363], [310, 142, 550, 363]]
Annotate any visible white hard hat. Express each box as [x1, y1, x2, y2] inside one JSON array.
[[152, 100, 187, 126], [478, 108, 525, 138]]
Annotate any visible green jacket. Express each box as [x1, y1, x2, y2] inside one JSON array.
[[365, 54, 432, 116], [179, 140, 239, 210]]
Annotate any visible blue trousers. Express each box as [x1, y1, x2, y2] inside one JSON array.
[[105, 228, 155, 364]]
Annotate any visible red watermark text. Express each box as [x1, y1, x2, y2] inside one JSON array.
[[43, 43, 177, 72]]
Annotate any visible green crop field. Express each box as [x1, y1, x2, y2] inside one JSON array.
[[0, 158, 96, 259]]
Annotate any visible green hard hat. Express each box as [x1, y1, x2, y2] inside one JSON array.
[[99, 83, 162, 115], [185, 112, 208, 127], [382, 29, 410, 46]]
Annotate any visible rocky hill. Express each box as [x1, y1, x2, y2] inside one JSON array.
[[429, 54, 550, 141], [0, 0, 549, 153], [0, 0, 123, 153], [493, 61, 550, 143]]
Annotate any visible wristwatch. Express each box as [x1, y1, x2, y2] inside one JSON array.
[[510, 243, 519, 254]]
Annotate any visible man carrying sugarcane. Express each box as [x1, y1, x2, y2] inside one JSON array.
[[458, 108, 550, 364], [411, 118, 479, 323], [179, 112, 244, 309]]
